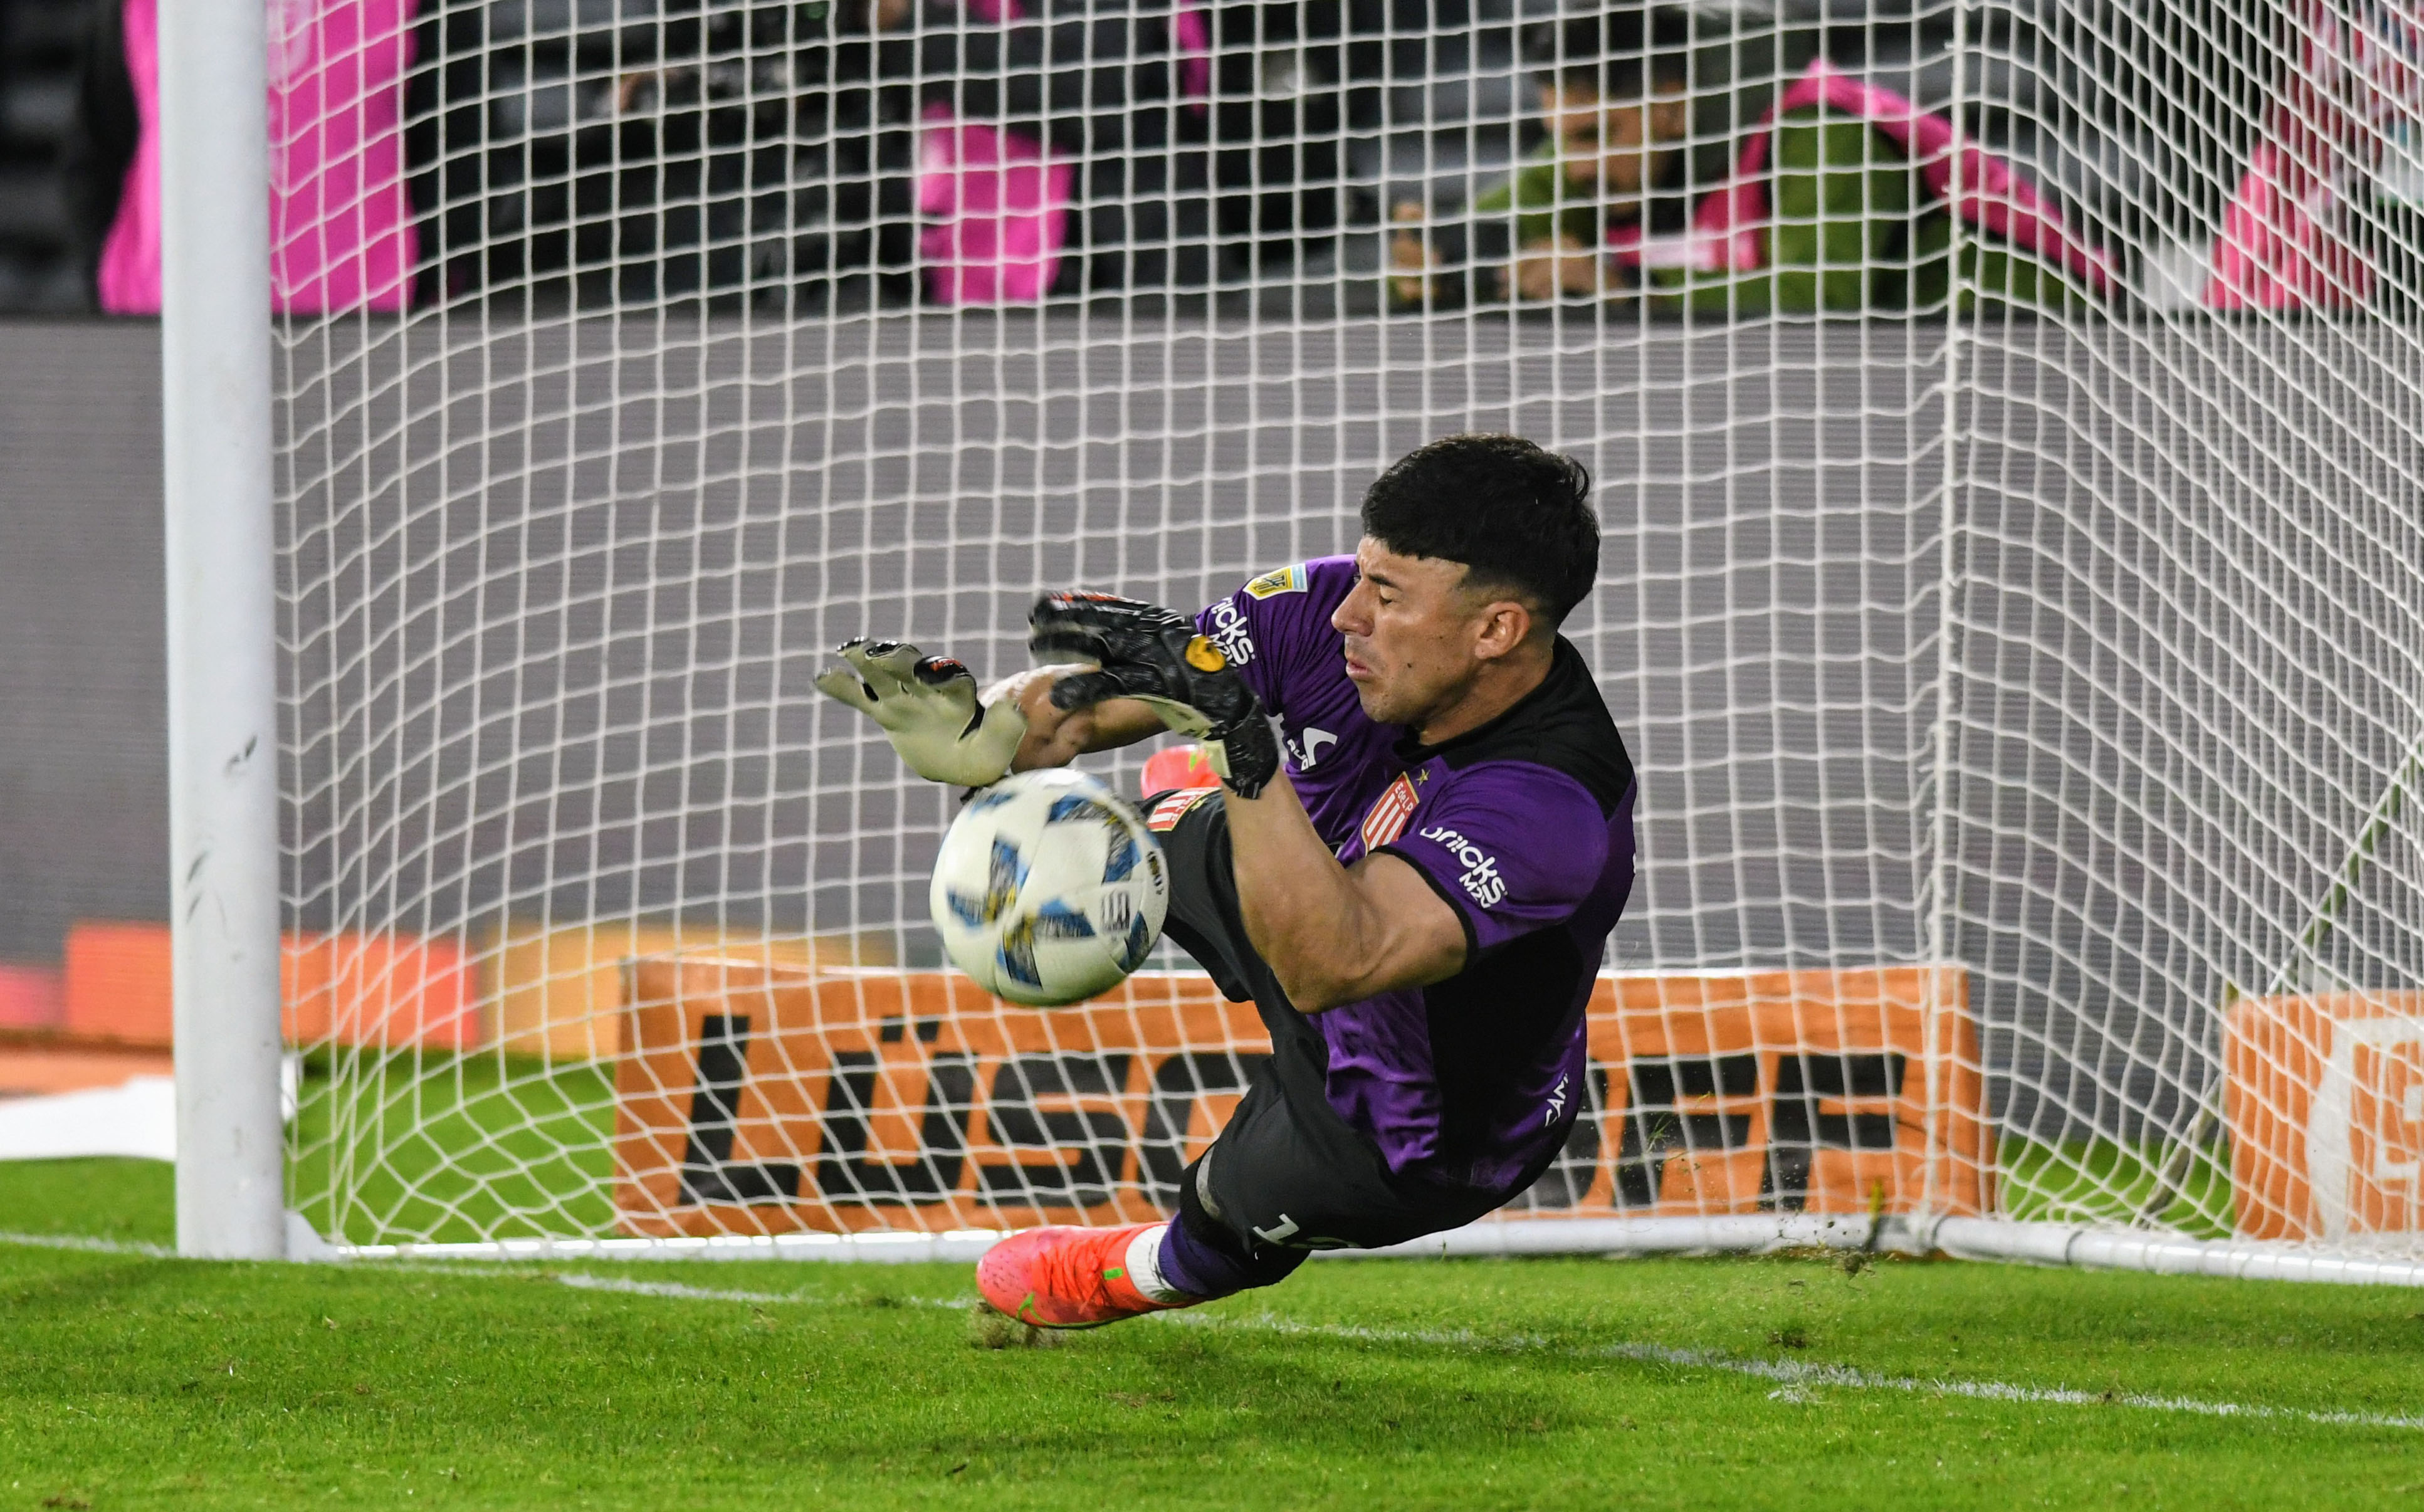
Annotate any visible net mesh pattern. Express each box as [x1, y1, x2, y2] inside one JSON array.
[[271, 0, 2424, 1251]]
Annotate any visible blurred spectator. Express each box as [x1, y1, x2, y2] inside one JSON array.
[[65, 0, 417, 314], [1388, 8, 1692, 308], [1388, 4, 2109, 315], [2204, 0, 2422, 310], [915, 0, 1376, 302], [402, 0, 916, 310], [1669, 61, 2109, 313], [906, 0, 1073, 302], [34, 0, 2117, 317], [911, 0, 1217, 301], [57, 0, 132, 300]]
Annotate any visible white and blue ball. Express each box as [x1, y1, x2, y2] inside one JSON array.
[[928, 768, 1168, 1007]]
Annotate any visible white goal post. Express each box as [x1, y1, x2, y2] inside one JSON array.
[[162, 0, 285, 1260], [161, 0, 2424, 1278]]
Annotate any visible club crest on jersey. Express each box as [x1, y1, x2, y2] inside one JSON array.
[[1242, 564, 1308, 599], [1360, 775, 1420, 853], [1146, 786, 1222, 832]]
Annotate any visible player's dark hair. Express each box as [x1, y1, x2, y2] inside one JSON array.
[[1360, 434, 1600, 628], [1526, 7, 1692, 102]]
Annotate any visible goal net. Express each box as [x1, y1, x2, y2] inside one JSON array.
[[271, 0, 2424, 1262]]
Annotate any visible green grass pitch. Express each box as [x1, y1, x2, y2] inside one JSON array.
[[6, 1157, 2424, 1510]]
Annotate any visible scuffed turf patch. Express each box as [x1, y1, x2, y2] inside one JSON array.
[[965, 1302, 1057, 1351]]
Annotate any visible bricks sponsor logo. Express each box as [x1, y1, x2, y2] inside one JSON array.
[[1203, 598, 1256, 666], [1417, 823, 1506, 908], [1360, 775, 1419, 852], [1146, 786, 1222, 832], [1242, 564, 1308, 599]]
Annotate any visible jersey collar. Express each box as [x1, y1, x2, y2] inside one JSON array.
[[1389, 636, 1586, 769]]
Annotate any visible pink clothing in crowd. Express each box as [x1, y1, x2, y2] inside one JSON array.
[[98, 0, 417, 315], [917, 102, 1074, 303], [1173, 3, 1211, 109], [916, 0, 1209, 303], [2205, 0, 2421, 309]]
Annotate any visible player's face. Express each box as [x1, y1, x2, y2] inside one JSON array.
[[1543, 83, 1652, 197], [1333, 538, 1499, 728], [1540, 81, 1689, 201]]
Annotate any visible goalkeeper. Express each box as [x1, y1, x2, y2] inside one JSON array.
[[818, 433, 1635, 1326]]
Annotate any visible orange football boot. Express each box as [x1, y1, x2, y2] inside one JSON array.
[[976, 1223, 1199, 1328]]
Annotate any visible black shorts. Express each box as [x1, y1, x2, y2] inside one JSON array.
[[1150, 788, 1519, 1259]]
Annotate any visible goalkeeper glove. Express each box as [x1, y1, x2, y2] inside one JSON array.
[[1027, 591, 1281, 799], [813, 638, 1027, 788]]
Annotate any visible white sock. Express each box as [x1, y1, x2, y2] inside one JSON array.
[[1125, 1223, 1191, 1303]]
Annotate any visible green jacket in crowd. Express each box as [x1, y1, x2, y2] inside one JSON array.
[[1459, 108, 2087, 316]]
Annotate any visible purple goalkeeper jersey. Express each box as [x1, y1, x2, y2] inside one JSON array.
[[1192, 555, 1637, 1194]]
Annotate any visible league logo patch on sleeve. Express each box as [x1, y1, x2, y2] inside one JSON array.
[[1146, 786, 1223, 832], [1242, 564, 1308, 599]]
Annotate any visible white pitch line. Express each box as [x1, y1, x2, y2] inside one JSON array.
[[1190, 1313, 2424, 1433], [9, 1235, 2416, 1435], [522, 1271, 2424, 1436]]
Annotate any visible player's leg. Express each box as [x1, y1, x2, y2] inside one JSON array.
[[979, 1039, 1511, 1324], [1157, 1056, 1513, 1289], [977, 789, 1507, 1326], [973, 783, 1262, 1328]]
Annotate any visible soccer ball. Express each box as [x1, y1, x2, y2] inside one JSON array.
[[929, 768, 1170, 1007]]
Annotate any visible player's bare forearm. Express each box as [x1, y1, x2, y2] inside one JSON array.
[[1222, 770, 1466, 1012], [990, 667, 1168, 771]]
